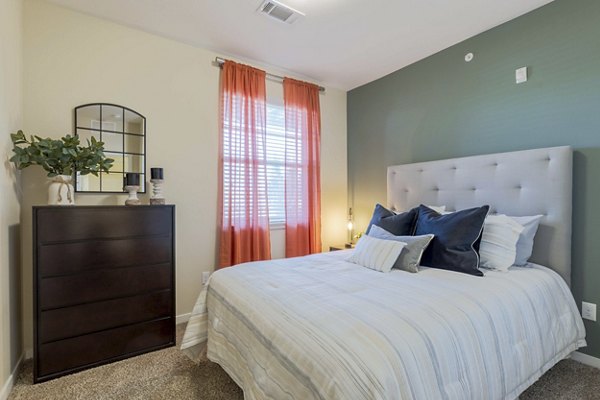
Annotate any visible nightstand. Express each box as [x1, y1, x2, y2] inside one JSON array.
[[329, 243, 355, 251]]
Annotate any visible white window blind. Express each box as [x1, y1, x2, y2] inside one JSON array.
[[222, 101, 290, 227], [265, 103, 286, 226]]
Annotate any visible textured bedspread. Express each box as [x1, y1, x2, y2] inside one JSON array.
[[181, 250, 586, 400]]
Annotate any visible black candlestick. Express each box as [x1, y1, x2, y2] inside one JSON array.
[[125, 172, 140, 186], [151, 168, 164, 180]]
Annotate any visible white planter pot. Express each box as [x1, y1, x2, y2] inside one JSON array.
[[48, 175, 75, 205]]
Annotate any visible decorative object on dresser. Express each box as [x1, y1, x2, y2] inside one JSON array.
[[9, 130, 114, 205], [47, 175, 75, 206], [74, 103, 146, 193], [150, 167, 165, 205], [124, 172, 141, 206], [33, 205, 176, 383]]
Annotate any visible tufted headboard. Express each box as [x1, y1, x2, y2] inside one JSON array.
[[387, 146, 573, 285]]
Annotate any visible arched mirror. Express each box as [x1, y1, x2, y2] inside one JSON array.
[[74, 103, 146, 193]]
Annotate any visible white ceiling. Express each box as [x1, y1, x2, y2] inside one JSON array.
[[46, 0, 554, 90]]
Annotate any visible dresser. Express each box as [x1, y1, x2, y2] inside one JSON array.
[[33, 205, 175, 383]]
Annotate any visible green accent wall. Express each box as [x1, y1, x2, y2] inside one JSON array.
[[348, 0, 600, 358]]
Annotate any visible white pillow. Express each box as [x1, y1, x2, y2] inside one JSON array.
[[346, 235, 406, 273], [479, 215, 524, 272], [510, 215, 544, 266], [393, 205, 445, 214], [425, 205, 446, 214]]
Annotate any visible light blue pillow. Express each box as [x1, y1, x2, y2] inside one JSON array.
[[511, 215, 544, 266]]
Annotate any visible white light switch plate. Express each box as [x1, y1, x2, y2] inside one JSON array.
[[582, 302, 597, 321], [516, 67, 528, 84]]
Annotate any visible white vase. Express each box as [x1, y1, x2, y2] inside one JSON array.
[[48, 175, 75, 205]]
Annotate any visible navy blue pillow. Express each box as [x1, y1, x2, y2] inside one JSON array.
[[366, 204, 417, 236], [415, 204, 489, 276]]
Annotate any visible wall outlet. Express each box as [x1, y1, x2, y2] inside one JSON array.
[[202, 271, 211, 285], [582, 302, 597, 322]]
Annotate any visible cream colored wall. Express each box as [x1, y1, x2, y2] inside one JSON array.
[[0, 0, 23, 396], [21, 0, 347, 353]]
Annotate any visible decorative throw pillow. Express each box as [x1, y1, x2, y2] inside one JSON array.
[[366, 204, 417, 236], [346, 235, 406, 273], [415, 204, 490, 276], [479, 215, 524, 271], [368, 225, 434, 273], [510, 215, 544, 266]]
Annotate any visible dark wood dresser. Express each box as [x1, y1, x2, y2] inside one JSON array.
[[33, 205, 175, 383]]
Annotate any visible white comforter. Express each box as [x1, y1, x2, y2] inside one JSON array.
[[181, 250, 586, 400]]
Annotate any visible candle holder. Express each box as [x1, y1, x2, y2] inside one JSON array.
[[150, 179, 165, 205], [124, 185, 141, 206]]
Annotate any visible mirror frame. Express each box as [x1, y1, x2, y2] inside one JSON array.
[[74, 103, 147, 193]]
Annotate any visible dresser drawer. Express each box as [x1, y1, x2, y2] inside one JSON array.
[[39, 290, 172, 343], [36, 207, 173, 243], [37, 318, 174, 379], [39, 263, 172, 310], [37, 236, 172, 277]]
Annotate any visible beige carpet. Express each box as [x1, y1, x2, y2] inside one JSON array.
[[9, 325, 600, 399]]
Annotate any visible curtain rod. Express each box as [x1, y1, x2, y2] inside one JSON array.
[[214, 57, 326, 93]]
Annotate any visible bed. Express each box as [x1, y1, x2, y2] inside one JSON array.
[[181, 146, 586, 400]]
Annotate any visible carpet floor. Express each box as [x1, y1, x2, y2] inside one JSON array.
[[9, 325, 600, 399]]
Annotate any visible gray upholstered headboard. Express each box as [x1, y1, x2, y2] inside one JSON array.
[[387, 146, 573, 285]]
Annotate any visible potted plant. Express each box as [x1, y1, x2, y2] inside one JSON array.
[[10, 130, 114, 205]]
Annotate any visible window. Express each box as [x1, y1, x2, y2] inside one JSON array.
[[264, 103, 286, 226], [221, 100, 293, 227]]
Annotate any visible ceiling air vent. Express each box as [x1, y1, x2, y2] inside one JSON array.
[[258, 0, 305, 24]]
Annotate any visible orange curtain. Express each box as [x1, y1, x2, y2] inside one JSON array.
[[283, 78, 322, 257], [218, 60, 271, 268]]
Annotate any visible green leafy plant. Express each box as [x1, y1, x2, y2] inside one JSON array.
[[10, 130, 114, 177]]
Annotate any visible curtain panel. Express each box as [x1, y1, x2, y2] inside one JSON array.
[[218, 60, 272, 267], [283, 78, 322, 257]]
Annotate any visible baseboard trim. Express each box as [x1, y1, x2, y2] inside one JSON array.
[[24, 348, 32, 360], [176, 312, 191, 325], [571, 351, 600, 369], [0, 354, 23, 400]]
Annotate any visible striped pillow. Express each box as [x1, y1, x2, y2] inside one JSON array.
[[346, 235, 406, 273], [368, 225, 434, 273], [479, 214, 524, 271]]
